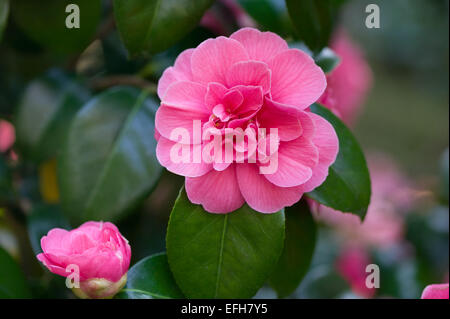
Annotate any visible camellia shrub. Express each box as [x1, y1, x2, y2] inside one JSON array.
[[0, 0, 448, 301]]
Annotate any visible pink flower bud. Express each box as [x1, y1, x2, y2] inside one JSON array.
[[421, 283, 449, 299], [0, 119, 15, 153], [37, 221, 131, 299]]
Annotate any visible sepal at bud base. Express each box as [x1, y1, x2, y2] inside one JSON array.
[[72, 274, 127, 299]]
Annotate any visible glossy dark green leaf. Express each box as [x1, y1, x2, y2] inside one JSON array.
[[308, 104, 371, 220], [0, 246, 31, 298], [268, 200, 317, 298], [237, 0, 292, 36], [58, 87, 162, 223], [11, 0, 101, 53], [113, 0, 214, 56], [15, 70, 91, 162], [101, 31, 147, 75], [27, 204, 71, 256], [0, 0, 8, 42], [166, 189, 285, 298], [315, 47, 340, 74], [285, 0, 343, 52], [118, 253, 184, 299]]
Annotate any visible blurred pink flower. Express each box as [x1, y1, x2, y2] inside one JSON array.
[[421, 283, 449, 299], [155, 28, 339, 214], [37, 221, 131, 299], [336, 246, 376, 298], [0, 119, 15, 153], [318, 30, 372, 126], [311, 153, 414, 248]]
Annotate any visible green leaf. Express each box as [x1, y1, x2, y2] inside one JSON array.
[[11, 0, 101, 53], [237, 0, 292, 36], [118, 253, 184, 299], [113, 0, 214, 56], [285, 0, 343, 53], [0, 246, 31, 298], [58, 87, 162, 224], [0, 0, 9, 42], [314, 47, 340, 74], [268, 200, 317, 298], [15, 70, 91, 162], [27, 204, 71, 256], [166, 189, 285, 298], [308, 104, 371, 220]]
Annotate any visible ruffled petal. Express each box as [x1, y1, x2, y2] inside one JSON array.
[[156, 137, 213, 177], [186, 164, 244, 213], [191, 36, 249, 84], [230, 27, 289, 63], [298, 113, 339, 192], [158, 49, 194, 99], [226, 61, 271, 94], [263, 136, 319, 187], [268, 49, 326, 110], [236, 163, 304, 213]]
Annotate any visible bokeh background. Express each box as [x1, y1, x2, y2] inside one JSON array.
[[0, 0, 448, 299]]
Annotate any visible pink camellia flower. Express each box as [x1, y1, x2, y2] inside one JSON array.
[[0, 119, 15, 153], [311, 153, 412, 248], [336, 246, 376, 298], [155, 27, 339, 214], [37, 221, 131, 299], [318, 30, 372, 126], [421, 283, 449, 299]]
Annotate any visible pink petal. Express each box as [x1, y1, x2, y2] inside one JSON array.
[[191, 36, 249, 85], [236, 163, 304, 213], [233, 85, 263, 115], [226, 61, 271, 93], [156, 137, 213, 177], [158, 49, 194, 99], [205, 82, 228, 111], [155, 105, 209, 143], [40, 229, 70, 254], [268, 49, 326, 110], [213, 161, 232, 171], [298, 110, 316, 139], [186, 164, 244, 213], [263, 136, 319, 187], [68, 231, 96, 254], [421, 283, 449, 299], [258, 98, 302, 141], [37, 253, 68, 278], [230, 27, 289, 63], [223, 89, 244, 112], [161, 81, 208, 112], [298, 113, 339, 192]]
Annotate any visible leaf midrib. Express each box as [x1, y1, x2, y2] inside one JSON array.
[[214, 214, 228, 298], [142, 0, 162, 52], [82, 90, 150, 219]]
